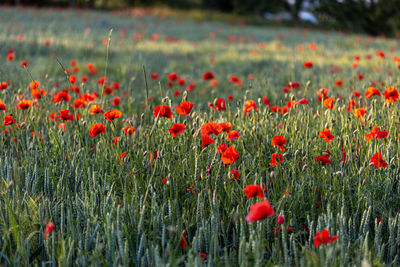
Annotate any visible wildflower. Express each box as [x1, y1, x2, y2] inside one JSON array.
[[230, 170, 240, 180], [277, 214, 284, 225], [303, 61, 313, 68], [296, 98, 309, 105], [323, 97, 334, 109], [271, 136, 286, 151], [21, 60, 28, 67], [383, 87, 399, 103], [244, 100, 258, 115], [203, 71, 214, 80], [213, 98, 226, 111], [3, 114, 16, 125], [43, 221, 55, 240], [201, 134, 215, 147], [246, 200, 275, 222], [168, 123, 186, 137], [365, 87, 380, 98], [317, 88, 329, 102], [17, 100, 32, 110], [227, 130, 240, 141], [112, 97, 121, 107], [150, 72, 159, 80], [201, 122, 222, 136], [221, 145, 239, 164], [269, 152, 284, 166], [123, 126, 136, 136], [153, 105, 172, 119], [180, 230, 187, 250], [314, 229, 338, 247], [319, 129, 334, 143], [89, 123, 106, 137], [243, 185, 264, 199], [315, 154, 331, 165], [53, 91, 71, 103], [365, 125, 388, 141], [89, 105, 104, 114], [168, 72, 178, 81], [104, 110, 122, 122], [219, 122, 232, 132], [370, 152, 388, 167], [56, 110, 74, 121], [217, 144, 228, 154]]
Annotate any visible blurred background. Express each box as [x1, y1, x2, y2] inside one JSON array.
[[3, 0, 400, 36]]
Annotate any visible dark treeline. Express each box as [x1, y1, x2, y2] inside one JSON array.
[[5, 0, 400, 36]]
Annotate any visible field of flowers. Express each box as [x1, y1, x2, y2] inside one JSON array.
[[0, 6, 399, 266]]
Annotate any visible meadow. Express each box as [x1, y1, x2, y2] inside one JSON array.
[[0, 6, 399, 266]]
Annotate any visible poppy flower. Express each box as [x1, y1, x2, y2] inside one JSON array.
[[89, 105, 104, 114], [244, 100, 258, 115], [104, 110, 122, 122], [168, 72, 178, 81], [186, 81, 196, 93], [219, 122, 232, 132], [335, 80, 343, 86], [277, 214, 284, 225], [230, 170, 240, 180], [3, 114, 16, 125], [180, 230, 187, 250], [318, 129, 334, 143], [17, 99, 32, 110], [21, 60, 28, 67], [56, 110, 74, 121], [365, 87, 381, 98], [30, 80, 41, 91], [89, 123, 106, 137], [353, 108, 367, 118], [112, 97, 121, 107], [246, 199, 275, 222], [43, 221, 55, 240], [123, 126, 136, 136], [296, 98, 309, 105], [221, 145, 239, 164], [213, 98, 226, 111], [303, 61, 313, 68], [269, 152, 284, 166], [202, 134, 214, 147], [203, 71, 214, 80], [98, 77, 106, 86], [263, 96, 271, 106], [314, 229, 338, 247], [53, 91, 71, 103], [365, 125, 388, 141], [217, 143, 228, 154], [0, 103, 5, 111], [370, 152, 388, 167], [315, 154, 331, 165], [71, 98, 86, 109], [150, 72, 159, 80], [0, 82, 8, 90], [323, 97, 334, 109], [227, 130, 240, 141], [153, 105, 172, 119], [383, 87, 399, 103], [243, 185, 265, 199], [271, 136, 286, 151], [175, 101, 194, 116], [201, 122, 223, 136], [317, 88, 329, 102], [168, 123, 186, 137]]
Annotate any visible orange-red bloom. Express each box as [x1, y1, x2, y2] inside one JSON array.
[[269, 152, 284, 166], [176, 101, 194, 115], [243, 185, 265, 199], [323, 97, 334, 109], [153, 105, 172, 119], [246, 200, 275, 222], [17, 99, 32, 110], [89, 123, 106, 137], [271, 135, 286, 151], [370, 152, 388, 167], [221, 145, 239, 164], [353, 108, 367, 118], [168, 123, 186, 137], [203, 71, 214, 80], [314, 229, 338, 247], [315, 154, 331, 165], [383, 87, 399, 103], [365, 125, 388, 141], [244, 100, 258, 115], [303, 61, 313, 68], [213, 98, 226, 111], [56, 110, 74, 121], [319, 129, 334, 143], [201, 122, 223, 136], [43, 221, 55, 240], [89, 105, 104, 114], [123, 126, 136, 136], [365, 87, 380, 98], [219, 122, 232, 132], [227, 130, 240, 141], [104, 110, 122, 122], [217, 144, 228, 154], [3, 114, 16, 125], [201, 134, 215, 147]]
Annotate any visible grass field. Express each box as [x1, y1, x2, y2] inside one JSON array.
[[0, 6, 399, 266]]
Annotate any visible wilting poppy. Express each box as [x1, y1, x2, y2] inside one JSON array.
[[104, 110, 122, 122], [227, 130, 240, 141], [176, 101, 194, 115], [314, 229, 338, 247], [244, 100, 258, 115], [221, 145, 239, 164], [243, 185, 265, 199], [370, 152, 388, 167], [383, 87, 399, 103], [365, 125, 388, 141], [153, 105, 172, 119], [365, 87, 380, 98], [318, 129, 334, 143], [43, 221, 55, 240], [246, 199, 275, 222], [89, 123, 106, 137], [269, 152, 284, 166], [168, 123, 186, 137], [296, 98, 309, 105], [271, 136, 286, 151]]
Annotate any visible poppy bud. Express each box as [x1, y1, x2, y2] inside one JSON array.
[[257, 98, 262, 106], [235, 113, 239, 118], [141, 113, 145, 119], [270, 171, 275, 179], [362, 179, 366, 186], [82, 121, 87, 126], [302, 165, 307, 171], [324, 123, 329, 129], [18, 89, 22, 94], [335, 171, 343, 177], [183, 120, 187, 124], [295, 150, 300, 157], [353, 129, 359, 135], [31, 116, 35, 121], [359, 167, 364, 174]]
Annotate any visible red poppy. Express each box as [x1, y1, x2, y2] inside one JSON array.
[[150, 72, 159, 80], [168, 72, 178, 81], [335, 80, 343, 86], [296, 98, 309, 105], [243, 100, 258, 115], [89, 105, 104, 114], [71, 99, 86, 109], [219, 122, 232, 132], [98, 77, 106, 86], [3, 114, 16, 125], [203, 71, 214, 80], [89, 123, 106, 137], [43, 221, 55, 240], [217, 144, 228, 154], [353, 108, 367, 118], [112, 97, 121, 107], [365, 125, 388, 141], [315, 154, 331, 165], [53, 91, 71, 103], [314, 229, 338, 247], [370, 152, 388, 167], [263, 96, 271, 106], [201, 122, 223, 136], [383, 87, 399, 103], [323, 97, 334, 109], [180, 230, 187, 250], [0, 103, 5, 111], [123, 126, 136, 136], [277, 214, 284, 225], [246, 200, 275, 222], [303, 61, 313, 68], [56, 110, 74, 121], [271, 136, 286, 151], [221, 145, 239, 164], [17, 99, 32, 110], [153, 105, 173, 119], [0, 82, 8, 90], [201, 134, 215, 147], [269, 152, 284, 166], [213, 98, 226, 111], [168, 123, 186, 137], [365, 87, 381, 98], [318, 129, 334, 143], [176, 101, 194, 115], [21, 60, 28, 67], [230, 170, 240, 180], [104, 110, 122, 122], [317, 88, 329, 102], [227, 130, 240, 141], [243, 185, 265, 199]]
